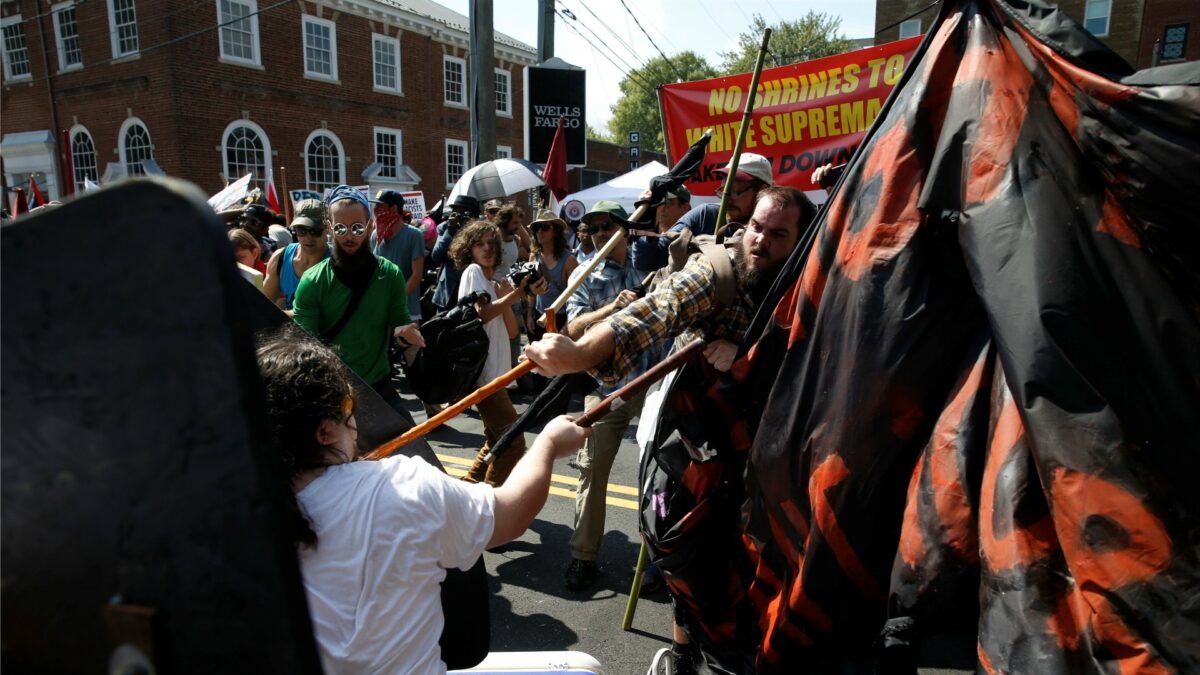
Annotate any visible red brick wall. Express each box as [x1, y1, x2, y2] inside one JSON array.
[[873, 0, 1147, 66], [2, 0, 534, 201], [1136, 0, 1200, 67]]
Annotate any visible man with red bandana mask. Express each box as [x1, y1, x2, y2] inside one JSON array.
[[371, 190, 426, 321], [293, 185, 425, 427]]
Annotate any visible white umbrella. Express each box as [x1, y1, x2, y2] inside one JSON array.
[[448, 158, 544, 203]]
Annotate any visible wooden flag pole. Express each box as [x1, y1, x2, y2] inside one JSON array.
[[280, 166, 292, 224]]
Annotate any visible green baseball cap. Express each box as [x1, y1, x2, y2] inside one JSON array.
[[581, 200, 629, 225]]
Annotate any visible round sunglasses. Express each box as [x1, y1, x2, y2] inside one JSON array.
[[332, 222, 368, 237]]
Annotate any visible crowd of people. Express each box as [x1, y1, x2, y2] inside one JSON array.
[[223, 153, 820, 674]]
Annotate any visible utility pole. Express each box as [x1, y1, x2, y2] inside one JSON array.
[[538, 0, 555, 62], [469, 0, 496, 166]]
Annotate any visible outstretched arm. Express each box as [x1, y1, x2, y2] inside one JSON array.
[[488, 416, 591, 548], [524, 325, 616, 377]]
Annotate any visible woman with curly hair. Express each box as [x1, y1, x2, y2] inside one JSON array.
[[528, 209, 578, 333], [256, 327, 589, 673], [450, 220, 536, 486]]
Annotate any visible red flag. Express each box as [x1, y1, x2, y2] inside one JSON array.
[[28, 177, 46, 208], [12, 187, 28, 216], [543, 116, 568, 202], [266, 177, 281, 214]]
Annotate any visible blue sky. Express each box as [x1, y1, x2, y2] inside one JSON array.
[[442, 0, 879, 133]]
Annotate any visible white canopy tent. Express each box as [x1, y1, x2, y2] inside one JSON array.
[[560, 161, 717, 221]]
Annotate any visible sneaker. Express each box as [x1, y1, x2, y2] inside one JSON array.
[[563, 558, 597, 591], [639, 563, 665, 595]]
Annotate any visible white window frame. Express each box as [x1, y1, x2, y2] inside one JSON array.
[[372, 32, 402, 94], [373, 126, 403, 180], [118, 117, 153, 175], [52, 2, 83, 72], [304, 129, 346, 192], [495, 145, 512, 159], [445, 139, 468, 188], [1, 15, 33, 81], [1084, 0, 1111, 37], [106, 0, 140, 59], [302, 15, 338, 82], [69, 124, 99, 190], [494, 67, 512, 117], [898, 19, 921, 39], [221, 119, 273, 184], [443, 54, 466, 108], [216, 0, 261, 67]]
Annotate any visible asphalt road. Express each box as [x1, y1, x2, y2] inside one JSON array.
[[393, 378, 973, 675], [414, 384, 674, 673]]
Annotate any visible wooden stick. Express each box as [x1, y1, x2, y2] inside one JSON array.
[[279, 166, 292, 224], [547, 227, 627, 314], [572, 338, 704, 428], [537, 201, 651, 326], [363, 308, 557, 461]]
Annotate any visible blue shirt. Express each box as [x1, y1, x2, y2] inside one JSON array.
[[372, 225, 426, 319], [430, 220, 462, 313], [630, 203, 719, 272], [566, 254, 648, 394]]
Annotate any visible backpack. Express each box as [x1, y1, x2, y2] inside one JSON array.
[[402, 292, 489, 405], [647, 228, 738, 307]]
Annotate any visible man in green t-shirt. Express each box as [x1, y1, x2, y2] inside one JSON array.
[[293, 185, 424, 426]]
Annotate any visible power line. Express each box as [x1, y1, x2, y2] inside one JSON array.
[[876, 1, 941, 34], [763, 0, 788, 25], [554, 7, 644, 76], [695, 0, 738, 49], [559, 0, 646, 70], [553, 7, 656, 95], [616, 0, 684, 81]]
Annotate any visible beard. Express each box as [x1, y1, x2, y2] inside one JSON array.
[[733, 241, 785, 303], [331, 240, 377, 292]]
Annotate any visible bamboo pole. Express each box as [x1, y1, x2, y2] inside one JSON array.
[[714, 29, 772, 240]]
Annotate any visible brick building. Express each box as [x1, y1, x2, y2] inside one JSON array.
[[0, 0, 538, 204], [873, 0, 1197, 69]]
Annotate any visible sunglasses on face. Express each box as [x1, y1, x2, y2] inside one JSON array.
[[532, 222, 558, 233], [332, 222, 368, 237], [294, 225, 324, 237], [584, 219, 619, 235]]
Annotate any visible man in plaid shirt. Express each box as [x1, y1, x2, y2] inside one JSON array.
[[528, 185, 816, 672], [526, 186, 815, 385]]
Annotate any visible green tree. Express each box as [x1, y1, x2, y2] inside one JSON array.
[[586, 125, 612, 143], [719, 12, 855, 74], [607, 52, 717, 154]]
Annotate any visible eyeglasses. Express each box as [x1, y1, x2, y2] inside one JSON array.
[[332, 222, 368, 237], [584, 219, 619, 235], [714, 185, 754, 200], [532, 222, 558, 233], [294, 225, 324, 237]]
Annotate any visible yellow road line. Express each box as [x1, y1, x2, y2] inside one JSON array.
[[440, 454, 640, 510]]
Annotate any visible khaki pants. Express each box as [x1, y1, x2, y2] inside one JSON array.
[[569, 389, 646, 561], [462, 389, 527, 487]]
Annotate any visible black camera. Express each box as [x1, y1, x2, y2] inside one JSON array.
[[507, 261, 543, 288]]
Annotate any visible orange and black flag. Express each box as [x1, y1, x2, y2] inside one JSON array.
[[640, 0, 1200, 672]]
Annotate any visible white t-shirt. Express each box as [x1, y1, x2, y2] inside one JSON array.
[[297, 455, 496, 675], [492, 235, 520, 282], [458, 263, 512, 385]]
